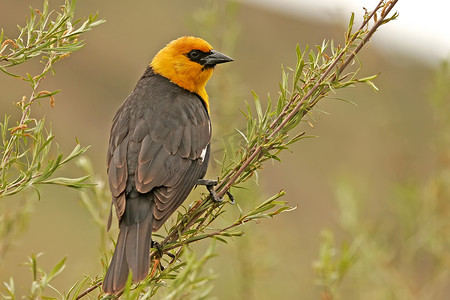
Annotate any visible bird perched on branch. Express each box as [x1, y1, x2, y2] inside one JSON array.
[[102, 36, 233, 294]]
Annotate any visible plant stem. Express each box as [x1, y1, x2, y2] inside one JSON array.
[[217, 0, 398, 199]]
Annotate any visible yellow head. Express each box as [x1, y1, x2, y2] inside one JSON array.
[[150, 36, 233, 112]]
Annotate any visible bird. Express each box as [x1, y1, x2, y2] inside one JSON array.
[[102, 36, 233, 294]]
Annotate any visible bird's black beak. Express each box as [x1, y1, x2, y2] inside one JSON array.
[[202, 50, 234, 67]]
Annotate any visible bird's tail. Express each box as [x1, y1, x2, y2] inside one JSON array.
[[102, 193, 153, 294]]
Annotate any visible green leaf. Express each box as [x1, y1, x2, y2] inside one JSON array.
[[252, 90, 263, 124], [60, 143, 90, 165], [0, 29, 4, 48], [46, 257, 67, 283], [355, 74, 380, 91], [245, 214, 272, 221], [212, 236, 228, 244], [221, 231, 244, 237], [38, 175, 93, 188], [2, 278, 15, 299], [294, 44, 305, 89], [347, 12, 355, 42], [267, 205, 297, 217], [280, 65, 289, 100]]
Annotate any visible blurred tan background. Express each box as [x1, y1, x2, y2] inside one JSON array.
[[1, 0, 448, 299]]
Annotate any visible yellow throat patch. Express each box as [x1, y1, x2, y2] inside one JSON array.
[[150, 36, 214, 113]]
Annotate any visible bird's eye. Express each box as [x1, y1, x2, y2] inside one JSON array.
[[189, 50, 200, 58]]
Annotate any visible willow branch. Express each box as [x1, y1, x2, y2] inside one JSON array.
[[217, 0, 398, 198]]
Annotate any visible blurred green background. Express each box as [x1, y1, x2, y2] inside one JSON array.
[[1, 0, 449, 299]]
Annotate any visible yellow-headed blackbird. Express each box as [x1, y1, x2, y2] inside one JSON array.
[[102, 36, 233, 294]]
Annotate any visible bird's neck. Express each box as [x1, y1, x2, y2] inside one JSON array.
[[196, 88, 209, 113], [150, 63, 212, 113]]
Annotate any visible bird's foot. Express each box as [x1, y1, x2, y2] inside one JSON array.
[[151, 241, 176, 273], [196, 179, 235, 204], [196, 179, 218, 187], [226, 190, 235, 204], [196, 179, 222, 202], [151, 240, 163, 257]]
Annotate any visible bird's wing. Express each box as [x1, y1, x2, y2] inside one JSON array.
[[135, 92, 210, 230], [107, 102, 130, 220], [107, 74, 210, 230]]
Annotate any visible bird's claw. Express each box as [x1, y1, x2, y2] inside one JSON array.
[[151, 241, 176, 271], [226, 190, 235, 205], [151, 240, 163, 258], [197, 179, 222, 202], [207, 184, 224, 203], [196, 179, 235, 204]]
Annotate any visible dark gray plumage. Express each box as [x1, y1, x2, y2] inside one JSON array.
[[103, 67, 211, 294]]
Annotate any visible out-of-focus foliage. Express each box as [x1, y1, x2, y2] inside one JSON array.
[[313, 61, 450, 300]]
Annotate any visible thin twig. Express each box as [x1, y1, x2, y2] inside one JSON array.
[[0, 54, 54, 173], [76, 281, 102, 300]]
